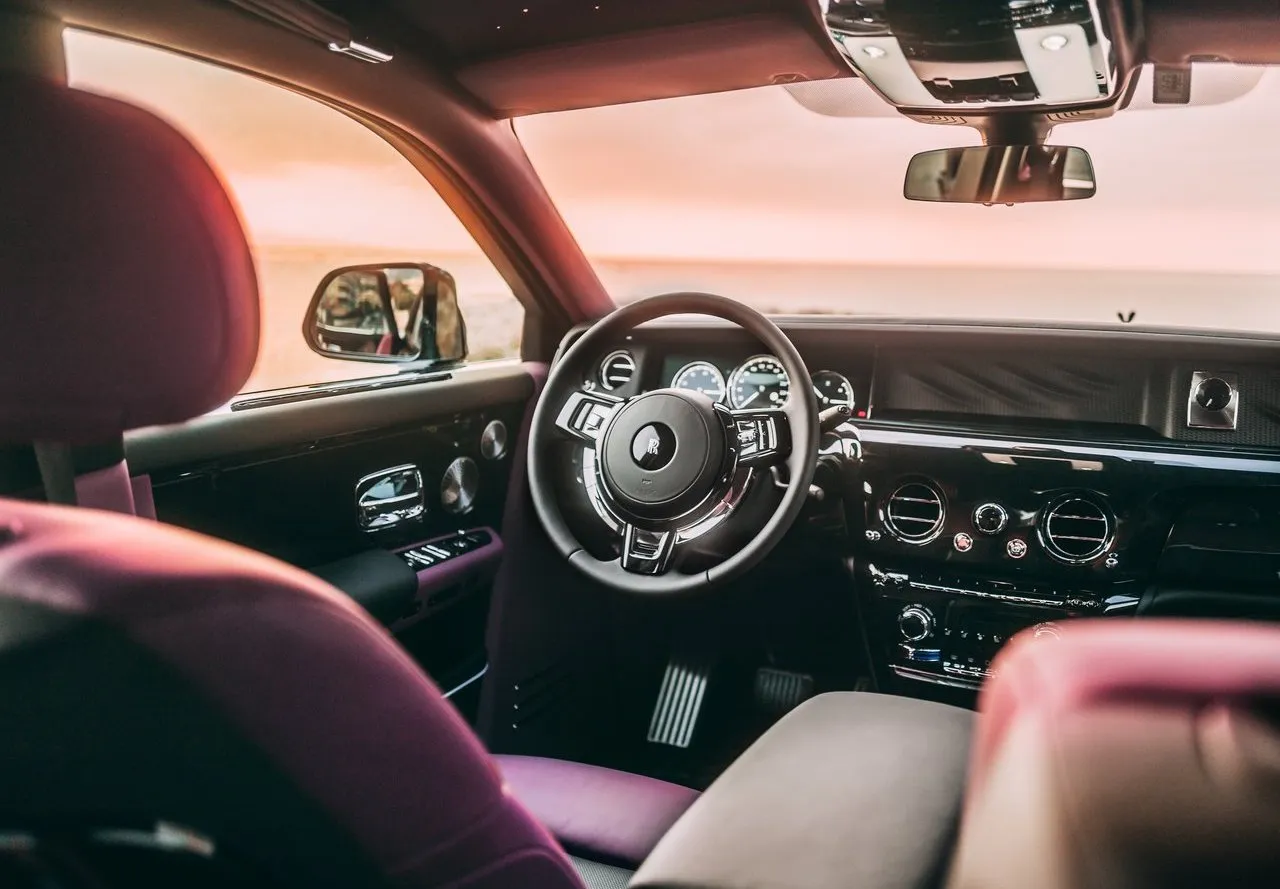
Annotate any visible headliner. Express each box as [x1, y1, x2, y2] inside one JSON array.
[[23, 0, 1280, 117], [273, 0, 1280, 116]]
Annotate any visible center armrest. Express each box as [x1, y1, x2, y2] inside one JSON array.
[[631, 692, 974, 889]]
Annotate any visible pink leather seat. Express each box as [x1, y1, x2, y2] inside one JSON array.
[[496, 755, 700, 867], [0, 73, 685, 887], [949, 619, 1280, 889]]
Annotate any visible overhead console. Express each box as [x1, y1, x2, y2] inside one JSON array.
[[824, 0, 1125, 109], [820, 0, 1139, 134]]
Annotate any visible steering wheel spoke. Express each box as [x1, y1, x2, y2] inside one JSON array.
[[554, 389, 623, 446], [729, 408, 792, 467], [620, 523, 677, 575]]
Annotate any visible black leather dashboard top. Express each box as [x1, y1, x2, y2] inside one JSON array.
[[599, 318, 1280, 451]]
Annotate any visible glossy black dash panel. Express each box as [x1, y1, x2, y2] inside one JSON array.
[[875, 350, 1150, 423]]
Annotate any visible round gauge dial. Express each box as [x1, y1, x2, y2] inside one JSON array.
[[728, 355, 791, 410], [670, 361, 727, 403], [811, 370, 856, 410]]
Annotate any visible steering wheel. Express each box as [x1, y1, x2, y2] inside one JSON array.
[[528, 293, 818, 595]]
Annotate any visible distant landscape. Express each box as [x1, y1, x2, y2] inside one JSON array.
[[249, 243, 1280, 394], [66, 33, 1280, 397]]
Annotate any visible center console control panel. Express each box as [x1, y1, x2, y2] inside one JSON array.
[[866, 564, 1141, 690]]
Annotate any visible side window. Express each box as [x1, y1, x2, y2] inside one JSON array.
[[65, 31, 524, 393]]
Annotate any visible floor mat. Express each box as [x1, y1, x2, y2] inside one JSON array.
[[570, 856, 634, 889]]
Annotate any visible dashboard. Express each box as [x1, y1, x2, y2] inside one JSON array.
[[571, 316, 1280, 697]]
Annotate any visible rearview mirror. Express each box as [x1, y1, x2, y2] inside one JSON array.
[[305, 263, 467, 364], [905, 145, 1096, 204]]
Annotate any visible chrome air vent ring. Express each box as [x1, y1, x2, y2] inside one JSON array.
[[599, 350, 637, 391], [885, 481, 946, 544], [1039, 495, 1113, 564]]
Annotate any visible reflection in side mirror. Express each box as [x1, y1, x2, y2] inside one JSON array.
[[905, 145, 1096, 204], [304, 263, 468, 365]]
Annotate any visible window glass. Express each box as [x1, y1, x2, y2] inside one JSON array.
[[66, 31, 524, 393], [516, 67, 1280, 333]]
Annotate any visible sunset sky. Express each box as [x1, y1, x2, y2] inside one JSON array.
[[67, 29, 1280, 275]]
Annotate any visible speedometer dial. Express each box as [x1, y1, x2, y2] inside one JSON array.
[[728, 355, 790, 410], [811, 371, 856, 410], [671, 361, 726, 403]]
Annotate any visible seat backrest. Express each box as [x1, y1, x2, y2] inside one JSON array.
[[948, 619, 1280, 889], [0, 64, 583, 889]]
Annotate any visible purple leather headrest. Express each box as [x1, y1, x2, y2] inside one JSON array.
[[0, 77, 259, 443]]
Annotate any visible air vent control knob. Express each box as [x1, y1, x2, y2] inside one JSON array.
[[898, 606, 935, 642], [1194, 377, 1233, 412], [973, 503, 1009, 535]]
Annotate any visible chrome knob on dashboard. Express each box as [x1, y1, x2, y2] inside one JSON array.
[[1194, 377, 1234, 412], [973, 502, 1009, 535], [898, 605, 935, 642]]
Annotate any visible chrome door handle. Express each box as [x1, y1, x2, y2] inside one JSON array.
[[355, 464, 425, 530]]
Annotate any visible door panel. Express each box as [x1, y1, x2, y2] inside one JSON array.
[[124, 361, 541, 715]]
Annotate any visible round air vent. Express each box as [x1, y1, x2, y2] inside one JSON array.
[[1039, 495, 1113, 563], [441, 457, 479, 516], [885, 481, 945, 544], [599, 350, 636, 390], [480, 419, 508, 461]]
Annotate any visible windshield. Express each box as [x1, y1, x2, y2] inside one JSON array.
[[516, 67, 1279, 333]]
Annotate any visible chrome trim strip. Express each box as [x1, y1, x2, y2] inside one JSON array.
[[582, 448, 623, 532], [676, 466, 754, 542], [891, 665, 982, 691], [442, 664, 488, 699], [858, 427, 1280, 476], [907, 580, 1065, 609]]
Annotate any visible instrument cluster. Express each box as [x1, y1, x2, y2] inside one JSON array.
[[669, 355, 860, 413]]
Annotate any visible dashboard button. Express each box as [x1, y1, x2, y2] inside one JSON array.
[[953, 532, 974, 553], [1006, 538, 1028, 559], [973, 503, 1009, 535]]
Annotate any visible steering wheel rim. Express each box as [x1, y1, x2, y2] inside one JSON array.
[[528, 292, 818, 595]]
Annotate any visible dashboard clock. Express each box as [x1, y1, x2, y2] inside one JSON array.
[[729, 355, 791, 410]]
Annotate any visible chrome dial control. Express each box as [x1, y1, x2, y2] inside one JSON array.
[[1195, 377, 1233, 411], [973, 502, 1009, 535], [898, 605, 935, 642]]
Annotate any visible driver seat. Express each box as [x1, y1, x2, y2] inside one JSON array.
[[0, 73, 695, 887]]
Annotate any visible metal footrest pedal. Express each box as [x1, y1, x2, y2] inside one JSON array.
[[754, 667, 814, 719], [647, 660, 710, 749]]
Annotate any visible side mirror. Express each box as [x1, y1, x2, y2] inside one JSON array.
[[904, 145, 1096, 204], [304, 263, 468, 364]]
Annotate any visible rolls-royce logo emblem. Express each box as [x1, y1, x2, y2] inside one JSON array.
[[631, 423, 676, 470]]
